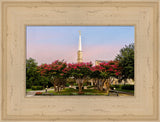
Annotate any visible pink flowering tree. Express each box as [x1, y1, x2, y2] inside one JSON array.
[[37, 59, 121, 94], [67, 62, 92, 93], [38, 60, 69, 92], [99, 61, 121, 94], [90, 65, 106, 91], [89, 61, 121, 93]]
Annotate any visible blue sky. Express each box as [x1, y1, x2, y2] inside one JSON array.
[[26, 26, 134, 65]]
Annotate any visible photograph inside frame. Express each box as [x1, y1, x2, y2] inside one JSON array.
[[26, 26, 134, 96]]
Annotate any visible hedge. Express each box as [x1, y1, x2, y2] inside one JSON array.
[[31, 86, 43, 90], [121, 84, 134, 90], [110, 84, 134, 90], [65, 83, 70, 87]]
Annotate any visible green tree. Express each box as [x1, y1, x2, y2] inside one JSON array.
[[26, 58, 38, 88], [115, 43, 134, 82], [26, 58, 49, 89]]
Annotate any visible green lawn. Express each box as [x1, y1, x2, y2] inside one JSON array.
[[43, 88, 109, 96], [26, 89, 32, 92], [26, 89, 44, 92]]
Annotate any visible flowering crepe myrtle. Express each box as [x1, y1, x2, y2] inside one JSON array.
[[37, 60, 121, 79]]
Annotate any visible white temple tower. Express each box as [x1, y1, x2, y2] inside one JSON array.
[[77, 31, 83, 63]]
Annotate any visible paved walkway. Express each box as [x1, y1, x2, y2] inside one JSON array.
[[26, 90, 43, 97], [109, 92, 133, 96], [118, 93, 133, 96], [26, 89, 53, 97]]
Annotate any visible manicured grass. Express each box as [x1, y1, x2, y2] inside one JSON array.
[[26, 89, 44, 92], [42, 88, 109, 96], [26, 89, 32, 92]]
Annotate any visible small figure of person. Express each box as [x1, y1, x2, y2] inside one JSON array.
[[45, 87, 47, 93]]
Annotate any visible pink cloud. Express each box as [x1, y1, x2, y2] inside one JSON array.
[[27, 43, 78, 65], [83, 44, 122, 64], [27, 43, 122, 65]]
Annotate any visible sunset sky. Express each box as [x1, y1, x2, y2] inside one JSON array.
[[26, 26, 134, 65]]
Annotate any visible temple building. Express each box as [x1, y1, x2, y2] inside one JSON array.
[[95, 60, 109, 65], [75, 31, 134, 86]]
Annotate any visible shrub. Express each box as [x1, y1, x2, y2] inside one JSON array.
[[73, 83, 78, 86], [110, 85, 121, 90], [110, 85, 114, 90], [26, 82, 32, 89], [110, 84, 134, 90], [87, 85, 95, 88], [65, 88, 75, 91], [121, 84, 134, 90], [83, 82, 87, 86], [65, 83, 70, 87], [31, 86, 43, 90], [113, 85, 121, 88]]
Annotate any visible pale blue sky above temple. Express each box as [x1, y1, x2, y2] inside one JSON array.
[[26, 26, 134, 65]]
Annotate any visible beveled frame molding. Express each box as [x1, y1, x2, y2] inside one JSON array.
[[0, 0, 159, 122]]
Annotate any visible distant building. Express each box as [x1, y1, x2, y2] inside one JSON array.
[[95, 60, 109, 65]]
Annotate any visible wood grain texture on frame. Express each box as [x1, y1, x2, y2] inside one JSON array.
[[0, 0, 159, 122]]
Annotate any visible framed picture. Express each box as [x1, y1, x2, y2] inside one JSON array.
[[0, 0, 159, 122], [26, 25, 135, 97]]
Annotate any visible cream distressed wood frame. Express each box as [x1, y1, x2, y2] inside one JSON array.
[[0, 0, 159, 122]]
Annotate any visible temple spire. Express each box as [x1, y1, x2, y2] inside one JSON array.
[[78, 30, 82, 51], [77, 31, 83, 63]]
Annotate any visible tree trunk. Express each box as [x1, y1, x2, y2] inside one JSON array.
[[54, 84, 57, 92], [79, 83, 82, 93], [97, 80, 100, 91], [106, 79, 110, 95], [78, 79, 83, 93], [124, 79, 127, 85], [100, 79, 106, 91], [57, 86, 60, 93], [93, 79, 97, 89], [99, 79, 103, 91], [63, 85, 65, 89]]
